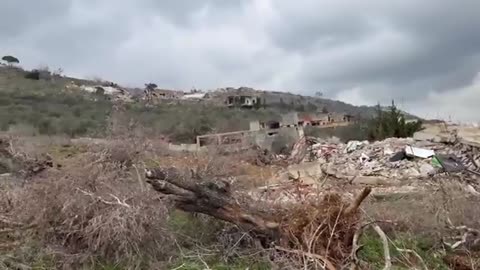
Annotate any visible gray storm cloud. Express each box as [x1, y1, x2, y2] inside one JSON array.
[[1, 0, 479, 122]]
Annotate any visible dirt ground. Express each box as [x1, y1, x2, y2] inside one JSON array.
[[1, 135, 480, 269]]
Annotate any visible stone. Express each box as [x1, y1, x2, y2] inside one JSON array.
[[419, 163, 436, 177], [345, 140, 362, 153]]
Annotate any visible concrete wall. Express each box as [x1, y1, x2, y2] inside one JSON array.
[[168, 143, 202, 152], [253, 126, 303, 151]]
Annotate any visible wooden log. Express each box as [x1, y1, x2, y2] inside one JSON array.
[[145, 167, 279, 235]]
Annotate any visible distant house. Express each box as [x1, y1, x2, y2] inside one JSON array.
[[299, 113, 331, 126], [299, 113, 353, 126], [226, 95, 259, 108], [330, 113, 354, 123]]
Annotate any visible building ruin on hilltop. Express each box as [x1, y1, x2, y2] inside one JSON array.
[[226, 95, 260, 108]]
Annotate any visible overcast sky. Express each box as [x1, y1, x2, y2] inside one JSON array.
[[2, 0, 480, 123]]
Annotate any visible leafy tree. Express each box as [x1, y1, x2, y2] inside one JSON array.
[[2, 55, 19, 64], [145, 83, 157, 91], [315, 91, 323, 97], [321, 107, 329, 114], [367, 100, 422, 141]]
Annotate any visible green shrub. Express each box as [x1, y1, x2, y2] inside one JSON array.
[[366, 101, 422, 141]]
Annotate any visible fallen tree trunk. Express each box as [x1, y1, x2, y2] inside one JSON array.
[[145, 167, 371, 267], [145, 167, 280, 235]]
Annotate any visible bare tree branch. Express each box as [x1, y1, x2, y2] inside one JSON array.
[[372, 224, 392, 270]]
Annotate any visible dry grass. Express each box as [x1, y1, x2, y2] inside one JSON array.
[[143, 146, 277, 190], [4, 131, 480, 269], [363, 179, 480, 269], [1, 137, 174, 269], [262, 191, 363, 269], [365, 179, 480, 235]]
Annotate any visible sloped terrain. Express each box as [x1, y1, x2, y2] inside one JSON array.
[[0, 65, 393, 143]]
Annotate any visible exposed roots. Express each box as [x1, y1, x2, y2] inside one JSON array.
[[146, 166, 372, 268]]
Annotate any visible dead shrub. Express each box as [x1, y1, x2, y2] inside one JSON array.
[[105, 142, 136, 168], [6, 145, 173, 268], [0, 135, 64, 180], [265, 193, 361, 269], [214, 192, 365, 269]]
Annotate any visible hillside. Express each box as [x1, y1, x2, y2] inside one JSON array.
[[203, 86, 379, 117], [0, 65, 407, 142]]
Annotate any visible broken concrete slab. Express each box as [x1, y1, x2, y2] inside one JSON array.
[[405, 146, 435, 158]]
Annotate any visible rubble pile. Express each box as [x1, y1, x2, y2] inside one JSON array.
[[65, 81, 133, 102], [251, 134, 480, 204], [308, 137, 480, 181]]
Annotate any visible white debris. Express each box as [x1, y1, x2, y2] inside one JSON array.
[[405, 146, 435, 159], [181, 93, 207, 99]]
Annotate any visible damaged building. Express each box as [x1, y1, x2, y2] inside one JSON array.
[[195, 112, 303, 152], [193, 111, 354, 152], [299, 113, 354, 127], [143, 88, 184, 101], [226, 95, 259, 108]]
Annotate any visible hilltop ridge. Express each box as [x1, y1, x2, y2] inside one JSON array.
[[0, 64, 415, 142]]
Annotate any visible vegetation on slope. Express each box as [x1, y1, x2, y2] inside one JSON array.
[[304, 101, 422, 142], [366, 101, 423, 141], [0, 62, 421, 145]]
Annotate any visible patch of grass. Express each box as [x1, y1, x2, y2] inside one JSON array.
[[125, 103, 280, 143], [48, 143, 89, 160], [170, 256, 271, 270], [359, 231, 449, 269], [0, 88, 112, 137], [2, 240, 56, 270], [168, 210, 226, 245], [1, 67, 282, 141]]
